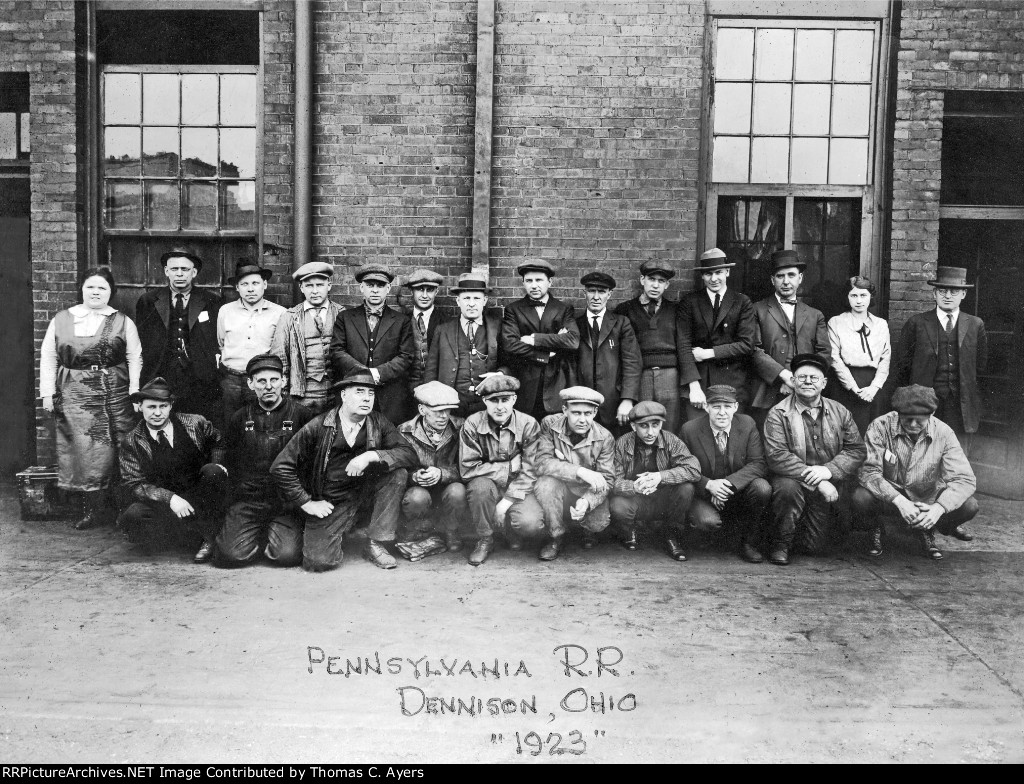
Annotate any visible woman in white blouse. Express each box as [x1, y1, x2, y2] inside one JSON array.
[[40, 267, 142, 529], [827, 276, 891, 436]]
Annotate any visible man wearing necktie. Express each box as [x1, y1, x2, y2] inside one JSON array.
[[402, 268, 448, 394]]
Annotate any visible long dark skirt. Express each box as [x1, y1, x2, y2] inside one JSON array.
[[827, 365, 885, 438]]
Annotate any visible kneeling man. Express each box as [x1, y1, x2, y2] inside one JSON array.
[[533, 387, 616, 560], [852, 384, 978, 560]]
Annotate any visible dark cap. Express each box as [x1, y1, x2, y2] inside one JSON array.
[[228, 259, 273, 285], [891, 384, 939, 415], [516, 259, 556, 277], [581, 272, 616, 290], [771, 249, 805, 272], [705, 385, 739, 405], [790, 353, 829, 376], [331, 370, 380, 391], [639, 261, 675, 280], [246, 353, 284, 377], [130, 377, 176, 404], [628, 401, 668, 424], [354, 264, 395, 285], [160, 245, 203, 271]]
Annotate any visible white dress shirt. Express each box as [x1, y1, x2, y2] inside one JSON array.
[[147, 422, 174, 446]]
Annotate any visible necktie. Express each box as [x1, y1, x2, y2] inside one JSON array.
[[646, 301, 657, 318], [712, 293, 721, 323], [945, 314, 955, 335], [466, 318, 476, 342], [715, 430, 727, 456], [174, 293, 185, 315], [591, 317, 600, 381], [417, 312, 426, 336], [313, 307, 325, 334], [157, 429, 171, 448]]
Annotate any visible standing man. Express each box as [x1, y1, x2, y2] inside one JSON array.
[[403, 268, 447, 392], [533, 387, 616, 561], [217, 259, 286, 423], [679, 248, 757, 419], [426, 272, 508, 417], [679, 385, 771, 563], [613, 261, 700, 434], [215, 354, 315, 568], [501, 260, 580, 422], [270, 260, 343, 416], [896, 266, 987, 446], [763, 354, 866, 566], [330, 264, 415, 425], [749, 250, 830, 428], [270, 370, 419, 572], [135, 246, 222, 425], [575, 272, 641, 433]]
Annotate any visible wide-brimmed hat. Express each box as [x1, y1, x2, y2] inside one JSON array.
[[330, 370, 380, 392], [695, 248, 735, 272], [451, 271, 491, 295], [927, 266, 973, 289], [130, 377, 176, 403], [228, 259, 273, 285], [160, 245, 204, 271]]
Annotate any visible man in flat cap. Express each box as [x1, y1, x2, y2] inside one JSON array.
[[270, 261, 343, 415], [270, 370, 418, 571], [749, 250, 830, 429], [215, 354, 315, 568], [532, 386, 616, 560], [679, 385, 771, 563], [402, 268, 449, 393], [763, 354, 866, 565], [396, 381, 468, 556], [218, 259, 286, 424], [609, 401, 702, 562], [575, 272, 641, 433], [117, 377, 227, 564], [501, 259, 581, 422], [426, 272, 509, 417], [459, 374, 544, 566], [679, 248, 757, 420], [613, 260, 700, 434], [330, 264, 415, 425], [896, 266, 987, 447], [852, 384, 978, 560], [135, 246, 222, 426]]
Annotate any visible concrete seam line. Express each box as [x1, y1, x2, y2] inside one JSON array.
[[0, 544, 123, 604]]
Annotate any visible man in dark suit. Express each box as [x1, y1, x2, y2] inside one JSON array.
[[678, 248, 757, 420], [134, 246, 222, 426], [330, 264, 415, 424], [749, 250, 830, 427], [679, 385, 771, 563], [403, 268, 448, 391], [575, 272, 641, 433], [896, 266, 987, 444], [501, 260, 580, 422]]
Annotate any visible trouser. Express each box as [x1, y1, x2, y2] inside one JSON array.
[[466, 477, 544, 540], [117, 467, 228, 553], [401, 482, 468, 539], [639, 367, 681, 433], [292, 390, 335, 416], [849, 487, 979, 536], [609, 482, 695, 535], [220, 370, 258, 425], [215, 484, 303, 568], [934, 389, 975, 453], [687, 477, 772, 544], [769, 476, 847, 554], [532, 476, 611, 539], [159, 364, 222, 428]]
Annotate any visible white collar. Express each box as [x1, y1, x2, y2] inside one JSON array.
[[710, 424, 731, 438], [586, 308, 606, 323], [238, 299, 269, 312], [461, 314, 481, 327], [413, 306, 434, 321], [707, 287, 727, 301], [147, 422, 172, 440], [303, 300, 328, 311], [776, 293, 796, 307], [69, 304, 116, 318], [937, 307, 960, 323]]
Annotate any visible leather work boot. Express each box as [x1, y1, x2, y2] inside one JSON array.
[[468, 537, 494, 566], [868, 527, 883, 557], [768, 546, 790, 566], [920, 530, 943, 560], [538, 537, 563, 561], [445, 531, 464, 553], [950, 525, 973, 542], [620, 528, 638, 551], [363, 540, 398, 570], [193, 540, 216, 564], [505, 526, 523, 551], [665, 535, 687, 562], [740, 542, 764, 564]]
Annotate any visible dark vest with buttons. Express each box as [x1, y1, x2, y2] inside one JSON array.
[[710, 432, 729, 479], [933, 315, 960, 396], [148, 418, 203, 494], [365, 310, 382, 366], [168, 292, 190, 364], [455, 320, 489, 390]]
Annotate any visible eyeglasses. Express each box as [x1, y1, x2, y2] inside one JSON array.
[[794, 375, 824, 384]]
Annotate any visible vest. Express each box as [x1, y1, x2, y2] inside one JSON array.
[[934, 316, 960, 395], [168, 292, 190, 365], [455, 321, 489, 392], [710, 432, 729, 479], [148, 419, 203, 494], [365, 311, 382, 366], [412, 311, 430, 373], [303, 308, 330, 382]]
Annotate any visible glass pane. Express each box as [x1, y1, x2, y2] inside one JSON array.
[[184, 181, 218, 230], [716, 28, 754, 80], [791, 137, 829, 184], [144, 181, 179, 230], [712, 136, 749, 183], [0, 113, 15, 158], [829, 137, 868, 184], [223, 240, 259, 287], [795, 29, 833, 82], [824, 200, 855, 242], [220, 128, 256, 178], [834, 30, 874, 82], [752, 83, 791, 135], [222, 181, 256, 230], [714, 83, 752, 135], [716, 197, 785, 303], [942, 115, 1024, 206], [793, 84, 831, 135], [182, 128, 218, 177], [794, 199, 825, 244], [106, 238, 149, 285], [751, 137, 789, 183], [104, 181, 142, 229], [142, 73, 179, 126], [832, 84, 871, 136], [754, 28, 793, 81], [182, 74, 219, 126], [104, 73, 141, 124], [220, 74, 256, 125], [142, 127, 179, 176], [104, 127, 141, 176], [20, 112, 29, 153]]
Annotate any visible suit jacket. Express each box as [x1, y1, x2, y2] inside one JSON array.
[[896, 310, 988, 433], [501, 296, 580, 414], [119, 413, 224, 505], [575, 310, 642, 427], [406, 308, 448, 389], [679, 288, 757, 399], [679, 413, 767, 494], [425, 314, 509, 389], [135, 288, 222, 383], [749, 296, 830, 409], [329, 305, 415, 424]]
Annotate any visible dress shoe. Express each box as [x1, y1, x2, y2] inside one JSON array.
[[505, 527, 523, 551], [74, 511, 101, 531], [620, 529, 638, 551], [768, 547, 789, 566], [193, 540, 216, 564], [949, 525, 973, 542], [363, 540, 398, 570], [468, 537, 494, 566], [539, 537, 563, 561], [740, 542, 764, 564], [665, 536, 687, 562], [581, 532, 598, 550], [920, 531, 943, 560], [868, 527, 883, 557], [445, 532, 464, 553]]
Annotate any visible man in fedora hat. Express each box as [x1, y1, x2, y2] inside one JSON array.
[[134, 246, 223, 426], [678, 249, 757, 420], [117, 377, 228, 564], [426, 272, 509, 417], [270, 370, 418, 572], [270, 260, 343, 415], [501, 259, 581, 422], [218, 259, 286, 423], [575, 272, 641, 433], [215, 354, 315, 568], [330, 264, 415, 425], [896, 266, 988, 443], [749, 249, 831, 428], [402, 268, 449, 392]]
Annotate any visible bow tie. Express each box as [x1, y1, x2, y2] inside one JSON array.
[[365, 305, 384, 317], [779, 298, 797, 306]]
